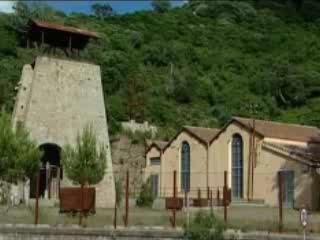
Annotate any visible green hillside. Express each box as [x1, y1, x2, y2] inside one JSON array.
[[1, 1, 320, 139]]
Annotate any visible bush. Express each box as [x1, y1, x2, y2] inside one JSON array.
[[184, 210, 224, 240], [136, 178, 154, 207]]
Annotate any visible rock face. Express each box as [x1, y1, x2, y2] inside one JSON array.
[[111, 135, 146, 197], [12, 56, 115, 208]]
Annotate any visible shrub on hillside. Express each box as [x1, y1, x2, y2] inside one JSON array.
[[184, 210, 224, 240], [136, 178, 154, 207]]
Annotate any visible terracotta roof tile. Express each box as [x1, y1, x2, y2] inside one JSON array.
[[183, 126, 220, 144], [233, 117, 320, 143], [146, 140, 168, 151], [263, 142, 320, 164]]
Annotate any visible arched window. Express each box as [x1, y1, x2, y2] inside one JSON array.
[[232, 134, 243, 199], [181, 141, 190, 192]]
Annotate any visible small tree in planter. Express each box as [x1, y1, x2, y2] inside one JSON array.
[[62, 124, 107, 224]]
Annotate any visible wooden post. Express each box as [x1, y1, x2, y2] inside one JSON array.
[[57, 167, 61, 199], [210, 190, 213, 209], [278, 171, 283, 233], [184, 190, 187, 208], [251, 120, 256, 200], [41, 31, 44, 47], [79, 182, 84, 226], [217, 188, 220, 206], [48, 166, 51, 199], [34, 173, 40, 225], [114, 190, 117, 229], [223, 171, 228, 224], [172, 170, 177, 228], [125, 171, 129, 227], [69, 35, 72, 53]]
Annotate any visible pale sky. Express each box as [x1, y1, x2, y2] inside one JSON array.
[[0, 1, 187, 15], [0, 1, 14, 13]]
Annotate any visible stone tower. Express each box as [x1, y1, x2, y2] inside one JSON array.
[[12, 20, 115, 208]]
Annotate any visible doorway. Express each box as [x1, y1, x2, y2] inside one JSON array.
[[30, 143, 62, 198], [281, 170, 295, 208]]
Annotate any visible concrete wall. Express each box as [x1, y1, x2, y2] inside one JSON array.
[[161, 131, 208, 198], [12, 56, 115, 208]]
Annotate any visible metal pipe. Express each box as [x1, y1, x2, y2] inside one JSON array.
[[278, 171, 283, 233], [172, 170, 177, 228], [34, 173, 40, 225], [125, 171, 129, 227]]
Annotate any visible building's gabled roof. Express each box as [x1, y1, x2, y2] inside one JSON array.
[[162, 126, 220, 152], [146, 140, 168, 153], [233, 117, 320, 143], [210, 116, 320, 144], [262, 142, 320, 167], [183, 126, 220, 144], [30, 19, 99, 38]]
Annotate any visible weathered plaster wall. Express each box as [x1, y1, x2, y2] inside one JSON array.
[[209, 121, 261, 196], [161, 131, 208, 198], [258, 147, 320, 209], [12, 56, 115, 208]]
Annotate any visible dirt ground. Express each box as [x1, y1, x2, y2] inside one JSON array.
[[0, 204, 318, 233]]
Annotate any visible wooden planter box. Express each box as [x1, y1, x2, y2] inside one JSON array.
[[193, 198, 209, 207], [59, 187, 96, 214], [165, 198, 183, 210]]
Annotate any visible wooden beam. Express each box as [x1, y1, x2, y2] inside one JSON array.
[[69, 35, 72, 53], [41, 31, 44, 46]]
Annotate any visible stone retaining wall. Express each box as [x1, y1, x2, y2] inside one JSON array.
[[0, 225, 318, 240]]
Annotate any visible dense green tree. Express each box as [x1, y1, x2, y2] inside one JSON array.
[[91, 3, 113, 18], [0, 111, 41, 183], [0, 111, 40, 206], [151, 0, 171, 13], [2, 0, 320, 136]]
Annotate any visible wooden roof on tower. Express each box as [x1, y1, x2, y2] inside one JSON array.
[[27, 19, 99, 52], [30, 19, 99, 38]]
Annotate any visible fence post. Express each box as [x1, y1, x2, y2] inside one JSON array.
[[207, 186, 210, 200], [57, 167, 61, 199], [125, 170, 129, 227], [210, 189, 213, 210], [172, 170, 177, 228], [198, 188, 201, 208], [223, 171, 228, 224], [34, 172, 40, 225], [79, 182, 84, 226], [48, 166, 51, 199], [114, 189, 117, 229], [278, 171, 283, 233], [217, 188, 220, 206]]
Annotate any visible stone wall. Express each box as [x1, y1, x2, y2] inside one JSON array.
[[111, 135, 146, 196], [121, 120, 157, 137], [12, 56, 115, 208]]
